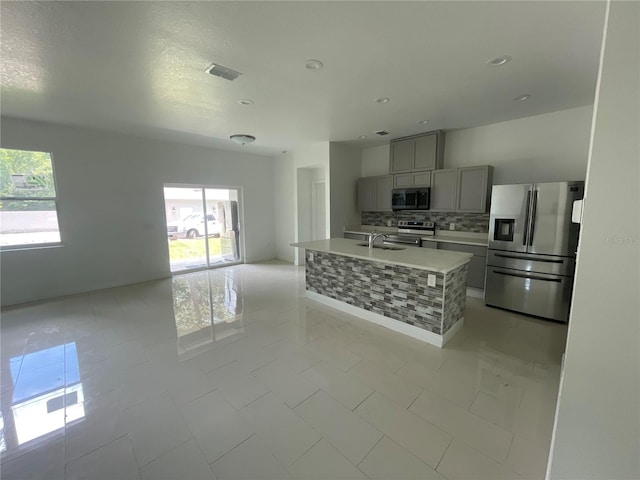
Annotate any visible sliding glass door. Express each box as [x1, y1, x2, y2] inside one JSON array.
[[164, 185, 242, 273]]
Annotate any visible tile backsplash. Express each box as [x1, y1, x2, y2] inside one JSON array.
[[361, 211, 490, 233]]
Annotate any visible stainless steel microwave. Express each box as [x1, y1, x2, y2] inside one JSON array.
[[391, 188, 430, 211]]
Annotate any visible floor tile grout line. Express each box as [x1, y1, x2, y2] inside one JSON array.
[[66, 432, 129, 467], [435, 434, 454, 471], [405, 388, 424, 412], [355, 433, 384, 468], [351, 389, 375, 412], [207, 432, 257, 467]]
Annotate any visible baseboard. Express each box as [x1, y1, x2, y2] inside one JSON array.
[[466, 287, 484, 299]]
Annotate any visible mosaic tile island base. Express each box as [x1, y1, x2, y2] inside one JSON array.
[[292, 238, 471, 348]]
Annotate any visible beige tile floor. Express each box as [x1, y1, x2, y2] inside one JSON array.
[[0, 261, 567, 479]]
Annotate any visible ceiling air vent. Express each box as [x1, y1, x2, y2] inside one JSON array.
[[206, 63, 242, 81], [375, 130, 390, 136]]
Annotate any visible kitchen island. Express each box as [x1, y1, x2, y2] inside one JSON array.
[[291, 238, 472, 347]]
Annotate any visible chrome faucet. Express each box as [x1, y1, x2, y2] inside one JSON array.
[[368, 232, 388, 249]]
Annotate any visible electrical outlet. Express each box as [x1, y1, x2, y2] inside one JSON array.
[[308, 252, 314, 262], [427, 274, 436, 287], [449, 223, 455, 230]]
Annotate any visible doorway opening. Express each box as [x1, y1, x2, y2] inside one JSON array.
[[164, 185, 242, 273]]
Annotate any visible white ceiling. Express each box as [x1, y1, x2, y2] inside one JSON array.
[[0, 1, 606, 156]]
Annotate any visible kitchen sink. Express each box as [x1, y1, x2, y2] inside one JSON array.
[[356, 242, 405, 251]]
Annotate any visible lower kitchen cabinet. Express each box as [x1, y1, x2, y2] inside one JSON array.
[[344, 232, 368, 241], [433, 242, 487, 289]]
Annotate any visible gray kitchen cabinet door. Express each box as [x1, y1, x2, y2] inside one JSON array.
[[390, 139, 414, 173], [456, 165, 493, 213], [344, 232, 368, 241], [411, 171, 431, 187], [413, 133, 438, 171], [374, 175, 394, 211], [357, 177, 375, 211], [393, 173, 412, 188], [466, 256, 487, 289], [430, 169, 458, 211]]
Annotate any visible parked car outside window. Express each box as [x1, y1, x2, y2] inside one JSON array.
[[167, 213, 221, 239]]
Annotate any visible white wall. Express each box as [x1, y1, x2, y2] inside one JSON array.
[[445, 106, 592, 184], [360, 106, 593, 184], [274, 152, 295, 263], [329, 143, 361, 236], [361, 144, 390, 177], [548, 2, 640, 478], [0, 117, 277, 306]]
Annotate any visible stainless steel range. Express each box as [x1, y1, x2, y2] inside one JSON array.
[[383, 220, 436, 247]]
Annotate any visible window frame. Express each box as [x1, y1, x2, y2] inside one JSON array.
[[0, 147, 63, 251]]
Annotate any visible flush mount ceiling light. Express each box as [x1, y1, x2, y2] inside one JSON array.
[[374, 97, 390, 104], [513, 94, 532, 101], [229, 134, 256, 145], [305, 59, 324, 70], [487, 55, 512, 67], [358, 135, 367, 139], [418, 120, 429, 125], [238, 99, 254, 105]]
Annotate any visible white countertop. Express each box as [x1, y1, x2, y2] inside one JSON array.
[[291, 238, 472, 274], [344, 225, 488, 247]]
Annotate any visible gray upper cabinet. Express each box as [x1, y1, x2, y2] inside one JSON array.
[[357, 175, 393, 212], [357, 177, 375, 211], [429, 169, 458, 211], [390, 140, 413, 173], [412, 171, 431, 187], [374, 175, 393, 211], [413, 134, 439, 171], [456, 165, 493, 213], [390, 131, 444, 174], [393, 171, 431, 188]]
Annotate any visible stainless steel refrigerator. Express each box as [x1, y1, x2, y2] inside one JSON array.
[[485, 181, 584, 322]]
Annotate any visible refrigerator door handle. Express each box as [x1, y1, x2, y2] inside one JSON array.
[[494, 252, 566, 264], [492, 269, 562, 283], [523, 190, 532, 246], [529, 190, 538, 246]]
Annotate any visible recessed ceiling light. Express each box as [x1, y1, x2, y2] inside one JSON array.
[[375, 130, 390, 136], [487, 55, 512, 67], [281, 150, 288, 154], [229, 134, 256, 145], [305, 59, 324, 70], [358, 135, 367, 139], [418, 120, 429, 125], [513, 94, 532, 101], [375, 97, 390, 104], [238, 99, 254, 105]]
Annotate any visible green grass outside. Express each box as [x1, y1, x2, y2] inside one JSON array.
[[168, 237, 222, 260]]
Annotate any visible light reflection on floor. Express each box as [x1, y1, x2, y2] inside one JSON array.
[[9, 342, 85, 446], [0, 261, 566, 479]]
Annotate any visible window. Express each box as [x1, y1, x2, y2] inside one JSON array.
[[0, 148, 61, 248]]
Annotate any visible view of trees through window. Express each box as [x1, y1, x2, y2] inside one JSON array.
[[0, 148, 61, 247]]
